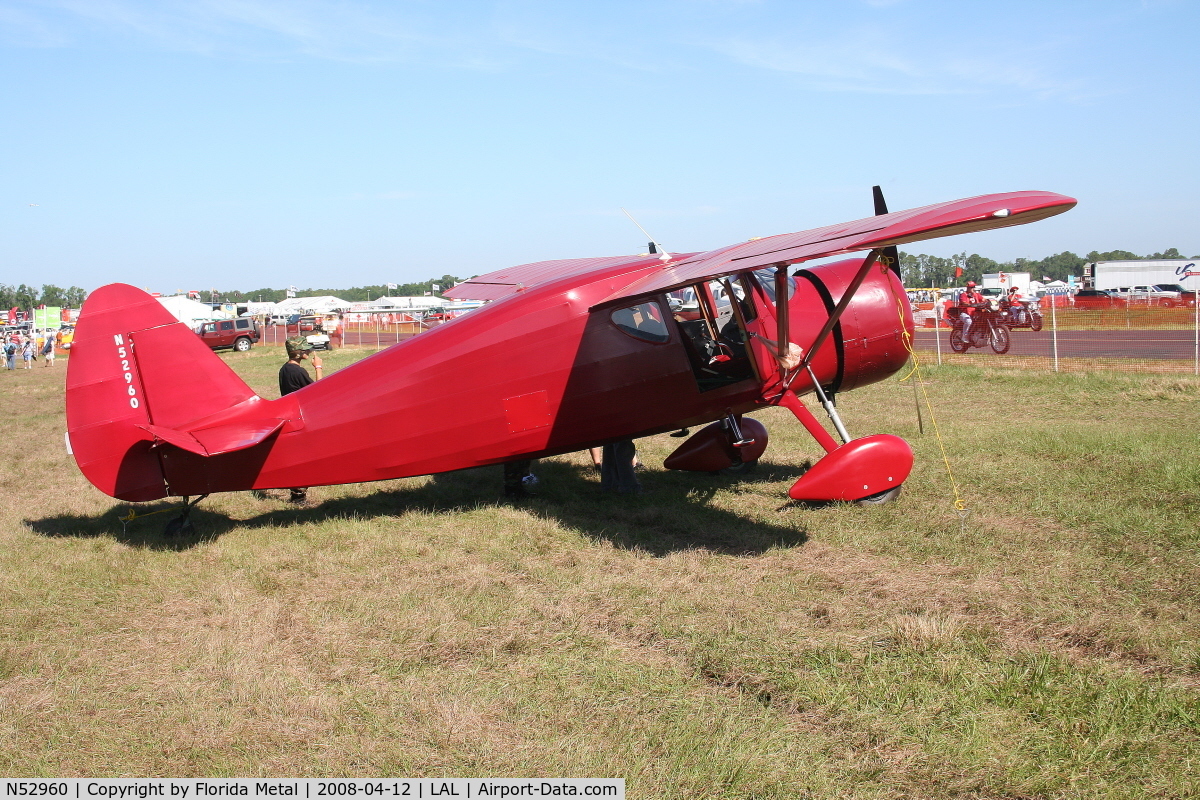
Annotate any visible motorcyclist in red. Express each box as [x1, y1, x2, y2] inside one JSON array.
[[957, 281, 984, 338], [1004, 285, 1025, 324]]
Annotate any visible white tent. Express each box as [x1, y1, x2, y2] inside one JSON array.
[[368, 295, 445, 310], [242, 301, 279, 316], [156, 295, 224, 325], [274, 296, 352, 314]]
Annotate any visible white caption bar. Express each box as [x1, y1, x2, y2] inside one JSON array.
[[0, 781, 624, 800]]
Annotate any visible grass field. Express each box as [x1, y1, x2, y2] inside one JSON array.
[[2, 348, 1198, 798]]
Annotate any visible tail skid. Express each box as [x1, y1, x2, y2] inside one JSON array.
[[66, 284, 292, 500]]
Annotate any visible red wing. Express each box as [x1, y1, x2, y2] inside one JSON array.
[[442, 190, 1075, 304], [443, 255, 655, 301], [611, 190, 1075, 299]]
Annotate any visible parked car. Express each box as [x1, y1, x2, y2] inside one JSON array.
[[1072, 289, 1127, 309], [1113, 284, 1194, 308], [286, 314, 319, 332], [197, 318, 261, 351], [285, 314, 332, 349]]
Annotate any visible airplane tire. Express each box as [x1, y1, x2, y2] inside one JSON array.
[[719, 458, 758, 476], [853, 485, 902, 505]]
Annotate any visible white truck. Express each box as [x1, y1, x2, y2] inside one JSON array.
[[981, 272, 1032, 298], [1084, 260, 1199, 307]]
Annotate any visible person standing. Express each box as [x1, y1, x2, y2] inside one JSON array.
[[503, 459, 538, 499], [21, 337, 34, 369], [3, 339, 15, 370], [600, 440, 642, 495], [42, 332, 56, 367], [325, 313, 342, 348], [279, 336, 323, 502]]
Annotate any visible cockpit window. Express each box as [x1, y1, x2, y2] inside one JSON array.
[[611, 302, 670, 343]]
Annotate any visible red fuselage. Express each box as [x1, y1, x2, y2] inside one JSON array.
[[145, 256, 911, 497]]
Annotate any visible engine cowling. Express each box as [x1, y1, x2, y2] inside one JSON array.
[[794, 258, 914, 393]]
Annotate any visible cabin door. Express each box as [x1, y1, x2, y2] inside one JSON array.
[[669, 277, 759, 393]]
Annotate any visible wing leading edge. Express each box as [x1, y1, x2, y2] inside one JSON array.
[[444, 190, 1076, 304], [444, 255, 657, 302], [613, 190, 1075, 300]]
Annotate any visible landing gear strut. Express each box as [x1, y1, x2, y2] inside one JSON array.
[[164, 494, 208, 537], [724, 413, 756, 448]]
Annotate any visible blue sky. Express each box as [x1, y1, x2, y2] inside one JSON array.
[[2, 0, 1197, 293]]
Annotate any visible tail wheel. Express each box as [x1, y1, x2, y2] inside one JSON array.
[[1030, 314, 1043, 332], [949, 328, 967, 353], [990, 324, 1011, 354]]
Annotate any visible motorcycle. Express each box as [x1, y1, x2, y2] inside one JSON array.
[[947, 300, 1011, 354], [1002, 298, 1043, 331]]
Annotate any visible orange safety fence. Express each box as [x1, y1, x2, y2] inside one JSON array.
[[910, 298, 1200, 375]]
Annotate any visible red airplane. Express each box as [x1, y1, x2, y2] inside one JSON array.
[[65, 189, 1074, 532]]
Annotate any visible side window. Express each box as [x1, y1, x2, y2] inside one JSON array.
[[219, 321, 233, 331], [710, 277, 756, 324], [735, 274, 758, 321], [202, 323, 216, 334], [610, 301, 670, 343], [751, 267, 796, 304], [235, 319, 249, 329]]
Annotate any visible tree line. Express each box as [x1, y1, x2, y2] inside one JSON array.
[[8, 251, 1198, 313], [0, 277, 465, 315], [212, 275, 466, 304], [898, 248, 1197, 289], [0, 284, 89, 313]]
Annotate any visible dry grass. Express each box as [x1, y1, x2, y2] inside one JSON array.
[[1, 351, 1198, 798]]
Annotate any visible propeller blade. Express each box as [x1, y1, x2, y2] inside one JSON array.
[[872, 185, 903, 281]]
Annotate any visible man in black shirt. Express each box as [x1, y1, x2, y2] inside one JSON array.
[[280, 335, 323, 396], [279, 336, 324, 502]]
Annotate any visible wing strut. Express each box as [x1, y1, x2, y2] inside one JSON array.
[[797, 248, 884, 373], [774, 263, 791, 375]]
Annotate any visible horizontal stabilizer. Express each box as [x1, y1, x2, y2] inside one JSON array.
[[137, 418, 287, 457]]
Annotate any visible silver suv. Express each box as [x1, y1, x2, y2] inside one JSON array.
[[1114, 284, 1189, 308]]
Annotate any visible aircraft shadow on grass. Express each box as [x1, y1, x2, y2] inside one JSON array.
[[28, 458, 811, 555]]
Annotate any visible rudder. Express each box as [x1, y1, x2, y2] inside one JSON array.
[[66, 284, 261, 501]]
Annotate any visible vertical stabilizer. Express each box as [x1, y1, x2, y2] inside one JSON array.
[[66, 284, 261, 500]]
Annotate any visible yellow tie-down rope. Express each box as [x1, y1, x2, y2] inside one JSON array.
[[879, 257, 969, 517], [118, 505, 177, 534]]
